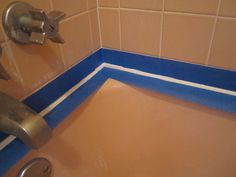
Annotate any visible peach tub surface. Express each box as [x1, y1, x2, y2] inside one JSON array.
[[4, 79, 236, 177]]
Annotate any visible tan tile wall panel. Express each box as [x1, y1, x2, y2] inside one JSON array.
[[120, 10, 161, 56], [0, 43, 25, 99], [0, 1, 101, 99], [219, 0, 236, 17], [98, 0, 236, 70], [60, 13, 93, 67], [88, 0, 98, 9], [209, 19, 236, 70], [51, 0, 87, 17], [120, 0, 163, 11], [8, 41, 64, 94], [164, 0, 219, 15], [89, 10, 101, 51], [100, 9, 121, 49], [162, 14, 214, 64], [0, 24, 5, 43], [1, 0, 236, 99], [99, 0, 119, 7]]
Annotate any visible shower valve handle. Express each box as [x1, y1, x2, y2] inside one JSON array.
[[29, 9, 65, 44], [2, 1, 66, 45]]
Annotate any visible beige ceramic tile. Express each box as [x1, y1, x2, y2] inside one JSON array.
[[24, 0, 51, 12], [121, 10, 161, 56], [120, 0, 163, 11], [52, 0, 87, 17], [208, 19, 236, 70], [8, 40, 64, 94], [100, 9, 120, 49], [0, 43, 25, 99], [219, 0, 236, 17], [61, 13, 92, 67], [88, 0, 97, 9], [0, 21, 5, 43], [5, 79, 236, 177], [162, 14, 214, 64], [0, 0, 51, 15], [89, 10, 101, 51], [165, 0, 219, 15], [99, 0, 119, 7]]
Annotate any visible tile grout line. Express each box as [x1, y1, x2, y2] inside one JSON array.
[[49, 0, 54, 10], [87, 1, 95, 53], [205, 0, 222, 66], [56, 0, 66, 69], [164, 10, 216, 18], [47, 0, 67, 70], [58, 43, 67, 69], [159, 0, 165, 56], [61, 11, 89, 22], [118, 0, 122, 50], [96, 0, 102, 48], [99, 6, 236, 20], [88, 10, 95, 52], [100, 7, 162, 14], [61, 8, 97, 23], [218, 16, 236, 20], [0, 18, 10, 42]]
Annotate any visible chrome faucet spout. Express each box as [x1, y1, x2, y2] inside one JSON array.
[[0, 92, 52, 149]]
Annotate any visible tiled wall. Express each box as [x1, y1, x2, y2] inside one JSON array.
[[0, 0, 100, 99], [1, 0, 236, 101], [98, 0, 236, 71]]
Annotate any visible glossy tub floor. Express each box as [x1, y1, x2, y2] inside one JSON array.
[[5, 79, 236, 177]]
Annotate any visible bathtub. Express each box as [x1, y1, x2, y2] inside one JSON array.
[[3, 79, 236, 177], [1, 49, 236, 176]]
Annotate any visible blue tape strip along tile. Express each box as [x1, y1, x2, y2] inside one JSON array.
[[105, 68, 236, 115], [0, 71, 109, 177], [23, 50, 103, 113], [1, 48, 236, 176], [0, 50, 103, 142], [101, 49, 236, 91]]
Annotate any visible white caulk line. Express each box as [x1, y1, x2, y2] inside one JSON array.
[[103, 63, 236, 96], [0, 64, 105, 151], [0, 135, 16, 151], [1, 62, 235, 151], [39, 64, 105, 116]]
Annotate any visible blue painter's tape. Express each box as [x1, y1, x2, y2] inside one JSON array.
[[0, 50, 104, 166], [105, 68, 236, 115], [1, 67, 236, 176], [0, 71, 108, 177], [23, 50, 103, 113], [0, 140, 29, 177], [0, 133, 8, 142], [101, 49, 236, 91], [44, 70, 109, 129], [0, 50, 103, 146], [1, 49, 236, 176]]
